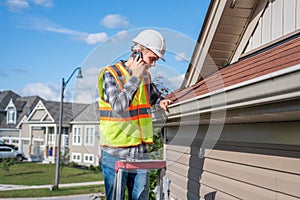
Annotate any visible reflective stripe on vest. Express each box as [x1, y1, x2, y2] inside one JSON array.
[[98, 62, 153, 147]]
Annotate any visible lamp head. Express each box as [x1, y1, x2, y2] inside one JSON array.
[[77, 68, 83, 78]]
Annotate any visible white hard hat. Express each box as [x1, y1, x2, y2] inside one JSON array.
[[132, 29, 166, 61]]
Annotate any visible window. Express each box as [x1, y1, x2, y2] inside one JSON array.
[[5, 99, 17, 124], [48, 127, 54, 144], [64, 135, 69, 147], [73, 126, 82, 145], [71, 153, 81, 162], [84, 153, 94, 164], [85, 126, 95, 146], [63, 127, 70, 147], [0, 147, 13, 152], [7, 110, 17, 124]]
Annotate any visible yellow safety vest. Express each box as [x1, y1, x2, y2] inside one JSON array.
[[98, 62, 153, 147]]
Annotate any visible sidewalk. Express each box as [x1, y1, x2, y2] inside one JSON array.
[[0, 181, 104, 191], [0, 193, 105, 200], [0, 181, 105, 199]]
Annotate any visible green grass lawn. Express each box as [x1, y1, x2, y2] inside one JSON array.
[[0, 162, 105, 198], [0, 162, 103, 185], [0, 185, 105, 198]]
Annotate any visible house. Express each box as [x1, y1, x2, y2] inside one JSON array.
[[0, 90, 101, 166], [70, 101, 101, 166], [19, 99, 89, 162], [0, 90, 43, 150], [153, 0, 300, 199]]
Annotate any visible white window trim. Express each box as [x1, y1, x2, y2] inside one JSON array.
[[48, 127, 55, 144], [5, 99, 17, 125], [71, 153, 81, 163], [84, 153, 94, 164], [72, 125, 82, 146], [84, 126, 95, 146]]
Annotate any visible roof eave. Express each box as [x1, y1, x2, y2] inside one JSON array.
[[153, 64, 300, 126]]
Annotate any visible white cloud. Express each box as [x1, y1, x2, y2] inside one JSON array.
[[175, 52, 189, 62], [83, 32, 108, 45], [18, 16, 108, 45], [22, 82, 60, 101], [5, 0, 53, 12], [100, 14, 130, 29], [166, 74, 185, 89], [30, 0, 53, 7], [5, 0, 29, 12]]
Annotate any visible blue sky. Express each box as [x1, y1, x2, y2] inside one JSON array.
[[0, 0, 210, 103]]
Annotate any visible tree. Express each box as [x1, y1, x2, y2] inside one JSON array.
[[153, 76, 171, 96], [0, 158, 16, 174], [148, 131, 164, 200], [60, 147, 70, 174]]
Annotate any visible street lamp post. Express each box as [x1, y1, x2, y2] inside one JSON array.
[[53, 67, 83, 190]]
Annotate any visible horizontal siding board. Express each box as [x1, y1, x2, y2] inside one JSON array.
[[166, 149, 204, 170], [200, 184, 240, 200], [207, 149, 300, 175], [167, 161, 202, 184], [277, 172, 300, 198], [276, 193, 300, 200], [201, 171, 277, 200], [201, 171, 300, 200], [167, 170, 200, 198], [203, 158, 277, 190], [168, 179, 188, 200], [167, 161, 189, 178]]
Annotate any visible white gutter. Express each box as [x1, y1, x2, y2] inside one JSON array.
[[153, 64, 300, 122], [170, 64, 300, 108]]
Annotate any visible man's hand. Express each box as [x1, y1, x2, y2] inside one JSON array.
[[159, 99, 172, 112], [131, 56, 146, 79]]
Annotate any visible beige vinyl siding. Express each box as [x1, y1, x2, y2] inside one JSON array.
[[245, 0, 300, 53], [165, 122, 300, 199]]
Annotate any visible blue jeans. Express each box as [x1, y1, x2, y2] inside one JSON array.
[[101, 151, 149, 200]]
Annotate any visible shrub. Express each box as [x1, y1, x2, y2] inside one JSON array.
[[0, 158, 16, 174], [88, 165, 95, 171], [96, 165, 102, 172], [68, 161, 78, 168]]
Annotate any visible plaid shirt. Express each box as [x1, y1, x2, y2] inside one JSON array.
[[101, 61, 163, 159]]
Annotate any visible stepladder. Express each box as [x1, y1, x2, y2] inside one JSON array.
[[112, 159, 166, 200]]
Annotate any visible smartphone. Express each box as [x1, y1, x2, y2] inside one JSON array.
[[133, 51, 143, 61]]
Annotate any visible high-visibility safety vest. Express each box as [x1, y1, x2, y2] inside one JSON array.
[[98, 62, 153, 147]]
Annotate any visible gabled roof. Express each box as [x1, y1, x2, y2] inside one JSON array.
[[72, 102, 100, 123], [35, 100, 89, 123], [0, 90, 44, 128], [154, 0, 300, 125], [183, 0, 266, 88], [167, 35, 300, 103], [0, 90, 20, 111]]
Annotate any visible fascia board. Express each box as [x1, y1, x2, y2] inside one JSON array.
[[153, 64, 300, 125]]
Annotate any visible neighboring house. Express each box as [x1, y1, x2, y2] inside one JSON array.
[[70, 101, 101, 166], [0, 90, 101, 166], [153, 0, 300, 199], [19, 100, 89, 162], [0, 90, 42, 151]]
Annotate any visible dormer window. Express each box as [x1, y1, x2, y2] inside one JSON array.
[[5, 99, 17, 124]]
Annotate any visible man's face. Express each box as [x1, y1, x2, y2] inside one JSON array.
[[142, 50, 159, 69]]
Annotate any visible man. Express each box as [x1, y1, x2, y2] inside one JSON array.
[[98, 29, 171, 200]]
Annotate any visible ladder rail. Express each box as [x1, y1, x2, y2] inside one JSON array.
[[113, 160, 166, 200]]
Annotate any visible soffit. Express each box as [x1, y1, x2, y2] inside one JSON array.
[[184, 0, 260, 87], [202, 0, 258, 77]]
